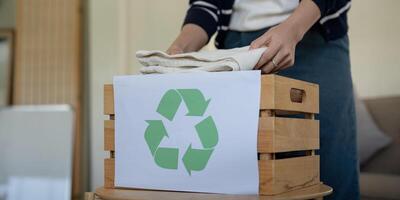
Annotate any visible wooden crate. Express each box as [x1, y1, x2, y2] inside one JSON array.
[[103, 74, 320, 195]]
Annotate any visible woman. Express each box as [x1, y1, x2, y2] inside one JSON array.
[[167, 0, 359, 199]]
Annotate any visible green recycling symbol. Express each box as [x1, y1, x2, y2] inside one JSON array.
[[144, 89, 218, 175]]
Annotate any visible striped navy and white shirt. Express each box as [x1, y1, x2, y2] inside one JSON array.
[[183, 0, 352, 49]]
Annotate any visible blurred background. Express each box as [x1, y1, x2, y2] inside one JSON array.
[[0, 0, 399, 200]]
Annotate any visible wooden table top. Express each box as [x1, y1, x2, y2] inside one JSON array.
[[93, 184, 332, 200]]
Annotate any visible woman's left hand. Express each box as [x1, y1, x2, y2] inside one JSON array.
[[249, 0, 322, 74], [250, 21, 304, 74]]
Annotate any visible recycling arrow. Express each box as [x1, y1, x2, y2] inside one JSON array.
[[144, 120, 168, 155], [195, 116, 218, 149], [154, 147, 179, 169], [156, 89, 182, 121], [144, 88, 218, 175], [177, 89, 210, 116], [182, 144, 213, 175]]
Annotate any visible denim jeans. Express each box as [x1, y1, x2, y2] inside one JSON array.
[[224, 29, 360, 200]]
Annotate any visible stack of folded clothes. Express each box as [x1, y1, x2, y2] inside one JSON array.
[[136, 46, 267, 74]]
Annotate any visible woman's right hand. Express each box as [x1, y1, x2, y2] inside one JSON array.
[[166, 24, 208, 55]]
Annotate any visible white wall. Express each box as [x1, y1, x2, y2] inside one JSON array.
[[88, 0, 124, 190], [349, 0, 400, 98], [124, 1, 188, 74], [88, 0, 187, 189]]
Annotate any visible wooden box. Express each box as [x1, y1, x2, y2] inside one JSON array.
[[103, 74, 320, 195]]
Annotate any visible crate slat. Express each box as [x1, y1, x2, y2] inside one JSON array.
[[104, 120, 115, 151], [103, 155, 320, 194], [104, 158, 115, 188], [104, 117, 319, 153], [258, 117, 319, 153], [104, 75, 319, 116], [104, 84, 114, 115], [260, 75, 319, 113], [259, 155, 320, 195]]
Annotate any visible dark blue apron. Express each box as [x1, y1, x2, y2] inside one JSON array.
[[223, 29, 360, 200]]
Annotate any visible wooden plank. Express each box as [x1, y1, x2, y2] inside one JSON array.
[[104, 117, 319, 153], [95, 184, 332, 200], [104, 84, 114, 115], [104, 120, 115, 151], [104, 120, 114, 151], [259, 155, 320, 195], [104, 151, 320, 192], [258, 117, 319, 153], [104, 158, 115, 188], [103, 75, 319, 116], [102, 156, 320, 196], [260, 75, 319, 114]]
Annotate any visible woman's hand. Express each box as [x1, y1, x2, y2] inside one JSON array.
[[167, 24, 208, 55], [250, 0, 321, 74], [250, 22, 302, 74]]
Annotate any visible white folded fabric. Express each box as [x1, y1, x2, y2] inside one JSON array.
[[136, 46, 267, 74]]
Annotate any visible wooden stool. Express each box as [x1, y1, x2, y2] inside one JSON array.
[[85, 184, 332, 200]]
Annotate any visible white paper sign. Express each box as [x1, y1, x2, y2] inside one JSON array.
[[114, 71, 261, 194]]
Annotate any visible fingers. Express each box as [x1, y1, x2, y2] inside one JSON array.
[[272, 48, 289, 67], [260, 48, 295, 74], [270, 55, 295, 74], [250, 34, 270, 50], [259, 61, 275, 74], [250, 27, 277, 50], [254, 43, 280, 69]]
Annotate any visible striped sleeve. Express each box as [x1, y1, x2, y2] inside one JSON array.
[[183, 0, 221, 40], [312, 0, 336, 17], [312, 0, 351, 24]]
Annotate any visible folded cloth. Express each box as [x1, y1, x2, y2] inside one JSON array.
[[136, 46, 267, 74]]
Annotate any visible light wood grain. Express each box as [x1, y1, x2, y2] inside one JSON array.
[[103, 75, 319, 116], [104, 85, 114, 115], [104, 120, 115, 151], [103, 154, 320, 195], [104, 117, 319, 153], [94, 184, 331, 200], [260, 75, 319, 114], [258, 117, 319, 153], [104, 158, 115, 189], [259, 156, 320, 195]]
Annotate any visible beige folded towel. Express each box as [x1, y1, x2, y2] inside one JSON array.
[[136, 46, 266, 74]]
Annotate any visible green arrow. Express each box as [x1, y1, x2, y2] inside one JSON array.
[[154, 147, 179, 169], [144, 120, 168, 155], [177, 89, 210, 116], [157, 89, 182, 121], [195, 116, 218, 149], [182, 144, 213, 175]]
